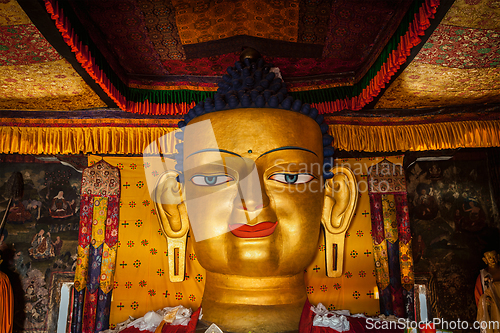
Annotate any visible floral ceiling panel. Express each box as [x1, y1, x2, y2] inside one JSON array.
[[441, 0, 500, 30], [172, 0, 300, 44], [375, 0, 500, 109], [68, 0, 410, 80], [0, 59, 106, 110], [374, 62, 500, 109], [0, 23, 62, 66], [0, 0, 105, 111], [414, 25, 499, 69], [0, 0, 30, 25]]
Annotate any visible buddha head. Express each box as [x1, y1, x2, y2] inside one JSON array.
[[151, 49, 358, 332], [483, 250, 500, 268]]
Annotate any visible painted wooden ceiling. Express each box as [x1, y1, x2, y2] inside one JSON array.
[[376, 0, 500, 109], [0, 0, 498, 113]]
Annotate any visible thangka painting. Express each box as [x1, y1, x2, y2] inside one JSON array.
[[406, 151, 499, 325], [0, 157, 83, 332]]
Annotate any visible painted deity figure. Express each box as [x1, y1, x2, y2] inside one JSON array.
[[7, 199, 32, 223], [49, 191, 75, 219], [153, 50, 358, 333], [28, 229, 55, 260], [476, 251, 500, 333]]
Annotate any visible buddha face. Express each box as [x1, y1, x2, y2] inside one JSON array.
[[181, 108, 324, 277]]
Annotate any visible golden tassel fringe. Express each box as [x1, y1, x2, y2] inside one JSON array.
[[0, 120, 498, 155]]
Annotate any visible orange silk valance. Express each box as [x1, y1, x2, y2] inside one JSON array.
[[0, 126, 177, 155], [1, 120, 499, 155], [330, 120, 500, 152]]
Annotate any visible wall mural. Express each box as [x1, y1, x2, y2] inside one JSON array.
[[406, 153, 500, 326], [0, 159, 82, 332]]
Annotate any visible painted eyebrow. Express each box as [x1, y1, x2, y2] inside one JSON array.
[[258, 146, 318, 159], [186, 148, 242, 159]]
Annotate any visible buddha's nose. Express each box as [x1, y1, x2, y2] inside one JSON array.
[[236, 165, 269, 214]]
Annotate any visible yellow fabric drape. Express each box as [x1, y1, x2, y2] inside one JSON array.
[[0, 127, 178, 155], [1, 120, 499, 155], [400, 240, 414, 291], [372, 241, 390, 291], [101, 243, 118, 294], [74, 245, 90, 291], [92, 197, 108, 248], [330, 120, 500, 152], [103, 156, 404, 322]]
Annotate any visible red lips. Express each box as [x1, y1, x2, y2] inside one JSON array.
[[229, 222, 277, 238]]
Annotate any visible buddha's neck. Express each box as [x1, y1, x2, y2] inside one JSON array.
[[201, 271, 307, 333], [203, 271, 306, 306]]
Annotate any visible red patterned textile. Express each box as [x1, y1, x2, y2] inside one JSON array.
[[72, 161, 121, 333], [395, 195, 411, 245], [83, 289, 99, 333], [128, 101, 196, 116], [78, 195, 93, 248], [367, 160, 414, 318], [369, 193, 385, 245], [415, 25, 500, 68], [322, 0, 402, 61], [74, 0, 168, 76], [161, 54, 359, 77], [137, 0, 186, 61], [50, 0, 410, 77], [297, 0, 331, 45], [0, 23, 62, 66], [105, 196, 120, 247], [81, 160, 121, 197]]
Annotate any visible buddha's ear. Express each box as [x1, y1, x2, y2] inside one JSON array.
[[322, 166, 358, 233], [154, 171, 189, 237], [321, 166, 358, 277], [153, 171, 189, 282]]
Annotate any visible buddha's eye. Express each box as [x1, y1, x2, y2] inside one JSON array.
[[268, 173, 314, 184], [190, 174, 234, 186]]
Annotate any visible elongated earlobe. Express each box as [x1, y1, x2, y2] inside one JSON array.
[[154, 171, 189, 282], [321, 166, 358, 277]]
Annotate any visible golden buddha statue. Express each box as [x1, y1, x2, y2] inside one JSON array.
[[477, 250, 500, 333], [153, 49, 358, 333]]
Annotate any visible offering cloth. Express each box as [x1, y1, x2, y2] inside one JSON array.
[[115, 300, 406, 333]]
